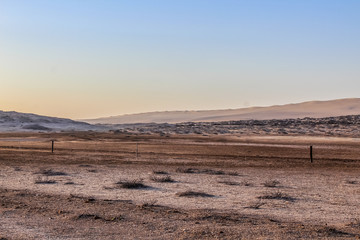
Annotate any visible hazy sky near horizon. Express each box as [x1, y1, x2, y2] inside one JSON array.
[[1, 0, 359, 119]]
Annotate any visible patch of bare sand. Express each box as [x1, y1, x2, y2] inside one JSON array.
[[1, 162, 359, 227], [1, 134, 360, 239]]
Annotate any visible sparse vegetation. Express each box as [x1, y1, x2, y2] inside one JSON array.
[[150, 175, 174, 182], [241, 180, 252, 186], [263, 180, 280, 188], [247, 201, 265, 209], [137, 200, 158, 209], [36, 169, 67, 176], [315, 227, 350, 237], [35, 178, 57, 184], [218, 180, 240, 186], [152, 170, 168, 175], [176, 167, 197, 173], [345, 180, 357, 184], [116, 179, 148, 189], [176, 191, 215, 198], [258, 191, 295, 201], [176, 168, 234, 175]]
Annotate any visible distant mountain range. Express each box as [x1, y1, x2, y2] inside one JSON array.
[[0, 111, 103, 132], [1, 98, 360, 132], [84, 98, 360, 124]]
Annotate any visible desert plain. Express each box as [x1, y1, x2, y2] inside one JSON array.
[[0, 131, 360, 239]]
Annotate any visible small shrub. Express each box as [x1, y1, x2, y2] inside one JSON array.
[[35, 178, 57, 184], [176, 168, 226, 175], [201, 169, 225, 175], [116, 179, 148, 189], [263, 180, 280, 188], [150, 175, 174, 183], [176, 191, 215, 198], [64, 181, 75, 185], [176, 168, 197, 173], [247, 201, 265, 209], [76, 214, 101, 220], [241, 180, 252, 186], [227, 172, 239, 176], [137, 200, 157, 209], [347, 218, 360, 227], [316, 227, 350, 236], [153, 170, 168, 175], [218, 180, 240, 186], [345, 180, 357, 184], [37, 169, 67, 176], [258, 191, 295, 201]]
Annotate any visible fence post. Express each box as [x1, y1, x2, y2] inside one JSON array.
[[51, 140, 54, 153], [310, 145, 313, 163]]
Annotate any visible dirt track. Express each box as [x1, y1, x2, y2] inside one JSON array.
[[0, 132, 360, 239]]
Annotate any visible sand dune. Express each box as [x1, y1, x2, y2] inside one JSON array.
[[0, 110, 104, 132], [84, 98, 360, 124]]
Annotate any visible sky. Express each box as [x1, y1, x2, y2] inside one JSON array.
[[1, 0, 359, 119]]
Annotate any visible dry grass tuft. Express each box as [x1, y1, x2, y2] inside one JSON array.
[[218, 180, 240, 186], [36, 169, 67, 176], [150, 175, 174, 182], [137, 200, 158, 209], [345, 179, 357, 184], [241, 180, 253, 186], [152, 170, 168, 175], [263, 180, 280, 188], [258, 191, 295, 201], [176, 191, 215, 198], [176, 167, 197, 173], [34, 177, 57, 184], [247, 201, 265, 209], [116, 179, 148, 189]]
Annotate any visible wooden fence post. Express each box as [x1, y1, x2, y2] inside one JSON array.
[[310, 145, 313, 163], [51, 140, 54, 153]]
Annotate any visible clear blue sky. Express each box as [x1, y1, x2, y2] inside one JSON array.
[[1, 0, 359, 118]]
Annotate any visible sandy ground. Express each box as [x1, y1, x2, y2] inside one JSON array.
[[0, 132, 360, 239]]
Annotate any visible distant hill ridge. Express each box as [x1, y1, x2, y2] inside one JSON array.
[[0, 110, 101, 132], [83, 98, 360, 124]]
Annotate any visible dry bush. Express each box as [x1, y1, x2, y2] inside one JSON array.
[[76, 214, 101, 220], [247, 201, 265, 209], [152, 170, 168, 175], [176, 191, 215, 198], [176, 168, 197, 173], [218, 180, 240, 186], [116, 179, 148, 189], [201, 169, 225, 175], [150, 175, 174, 183], [258, 191, 295, 201], [36, 169, 67, 176], [347, 218, 360, 227], [176, 168, 225, 175], [227, 172, 239, 176], [241, 180, 252, 186], [263, 180, 280, 188], [316, 227, 350, 237], [137, 200, 158, 209], [34, 177, 57, 184], [345, 180, 357, 184]]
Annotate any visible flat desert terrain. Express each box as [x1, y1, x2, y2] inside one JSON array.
[[1, 132, 360, 239]]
